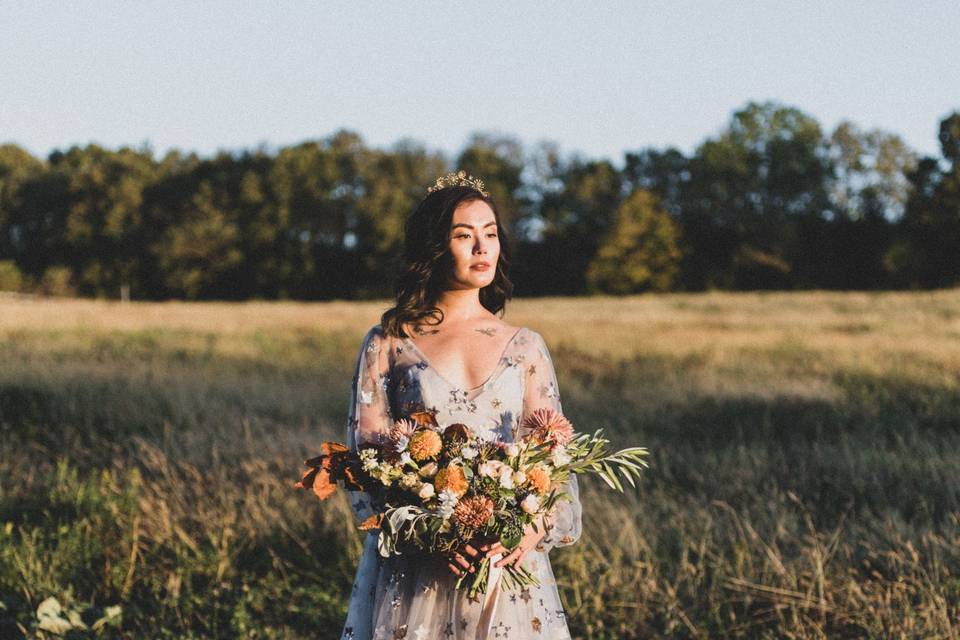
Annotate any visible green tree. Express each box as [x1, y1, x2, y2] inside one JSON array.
[[894, 112, 960, 287], [585, 189, 682, 294], [686, 100, 832, 289]]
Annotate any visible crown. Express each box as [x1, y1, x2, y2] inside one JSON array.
[[426, 170, 490, 197]]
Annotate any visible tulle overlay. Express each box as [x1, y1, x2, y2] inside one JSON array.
[[340, 325, 581, 640]]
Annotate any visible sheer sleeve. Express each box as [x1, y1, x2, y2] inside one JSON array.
[[520, 330, 583, 552], [345, 325, 394, 526]]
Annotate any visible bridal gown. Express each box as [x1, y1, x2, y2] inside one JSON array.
[[339, 324, 582, 640]]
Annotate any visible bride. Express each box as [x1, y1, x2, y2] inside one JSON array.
[[339, 171, 581, 639]]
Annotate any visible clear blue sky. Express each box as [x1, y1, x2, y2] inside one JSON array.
[[1, 1, 958, 164]]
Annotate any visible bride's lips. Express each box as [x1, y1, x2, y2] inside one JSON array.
[[470, 262, 491, 271]]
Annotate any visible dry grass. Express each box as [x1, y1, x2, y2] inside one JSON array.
[[1, 290, 959, 638]]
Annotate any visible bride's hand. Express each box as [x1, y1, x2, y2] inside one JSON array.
[[480, 514, 547, 569], [446, 541, 481, 577]]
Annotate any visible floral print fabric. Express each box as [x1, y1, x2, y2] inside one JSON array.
[[340, 324, 582, 639]]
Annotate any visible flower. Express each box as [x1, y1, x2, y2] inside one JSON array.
[[437, 489, 460, 519], [360, 448, 379, 472], [526, 465, 551, 494], [442, 423, 472, 456], [433, 465, 468, 497], [522, 408, 574, 448], [408, 429, 442, 461], [498, 466, 515, 489], [390, 418, 418, 443], [520, 494, 540, 514], [400, 473, 420, 490], [418, 461, 438, 478], [453, 495, 494, 530], [504, 443, 520, 458], [478, 460, 505, 478], [461, 445, 478, 459], [512, 470, 527, 485], [399, 452, 414, 467], [418, 483, 436, 499], [550, 448, 572, 467]]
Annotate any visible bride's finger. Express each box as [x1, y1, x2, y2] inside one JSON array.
[[447, 561, 462, 576], [494, 548, 522, 568], [484, 543, 507, 558], [453, 553, 475, 572]]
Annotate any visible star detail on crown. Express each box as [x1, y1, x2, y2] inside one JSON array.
[[427, 170, 490, 197]]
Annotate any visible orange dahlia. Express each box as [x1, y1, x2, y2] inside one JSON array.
[[526, 465, 551, 494], [453, 495, 494, 530], [433, 465, 468, 497], [408, 429, 442, 461]]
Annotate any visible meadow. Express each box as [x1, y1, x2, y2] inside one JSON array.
[[1, 291, 958, 638]]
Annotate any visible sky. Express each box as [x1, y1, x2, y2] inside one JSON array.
[[1, 1, 958, 165]]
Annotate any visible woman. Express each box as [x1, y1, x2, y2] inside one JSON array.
[[340, 171, 582, 640]]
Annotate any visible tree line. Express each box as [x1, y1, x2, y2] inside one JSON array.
[[1, 100, 958, 300]]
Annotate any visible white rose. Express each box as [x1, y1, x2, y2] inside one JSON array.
[[399, 452, 414, 467], [479, 461, 502, 478], [418, 462, 438, 478], [461, 446, 478, 459], [505, 443, 520, 458], [418, 483, 435, 499], [498, 467, 514, 489], [520, 494, 540, 514], [395, 434, 409, 452], [512, 470, 527, 485]]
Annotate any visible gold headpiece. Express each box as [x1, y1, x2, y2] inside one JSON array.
[[427, 170, 490, 197]]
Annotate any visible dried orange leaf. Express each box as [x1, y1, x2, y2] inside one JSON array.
[[293, 467, 318, 490], [312, 469, 337, 500]]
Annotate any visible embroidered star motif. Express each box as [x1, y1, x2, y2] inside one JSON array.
[[443, 622, 454, 637], [519, 587, 532, 603], [531, 617, 542, 633], [528, 364, 536, 375], [490, 398, 502, 409], [392, 624, 408, 638]]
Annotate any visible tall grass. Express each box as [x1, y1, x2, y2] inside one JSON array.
[[1, 291, 959, 638]]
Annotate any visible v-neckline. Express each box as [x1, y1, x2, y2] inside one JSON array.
[[403, 327, 524, 394]]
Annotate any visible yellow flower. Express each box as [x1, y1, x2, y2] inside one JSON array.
[[408, 429, 442, 461]]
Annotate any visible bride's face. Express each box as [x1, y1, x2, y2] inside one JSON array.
[[444, 199, 500, 291]]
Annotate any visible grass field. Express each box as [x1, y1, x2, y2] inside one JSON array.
[[1, 291, 959, 638]]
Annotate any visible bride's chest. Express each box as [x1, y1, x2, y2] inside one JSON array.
[[389, 359, 526, 441]]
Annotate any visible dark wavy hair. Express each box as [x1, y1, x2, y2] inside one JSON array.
[[381, 185, 514, 339]]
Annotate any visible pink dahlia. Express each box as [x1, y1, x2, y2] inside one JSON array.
[[521, 408, 574, 448], [389, 418, 418, 443]]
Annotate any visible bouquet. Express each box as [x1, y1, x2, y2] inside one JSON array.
[[294, 408, 648, 600]]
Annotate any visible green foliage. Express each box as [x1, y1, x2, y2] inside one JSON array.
[[0, 260, 24, 292], [0, 105, 958, 298], [585, 189, 682, 294]]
